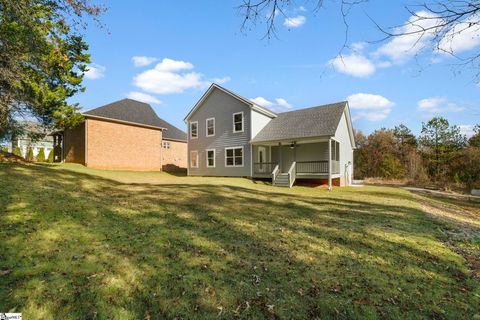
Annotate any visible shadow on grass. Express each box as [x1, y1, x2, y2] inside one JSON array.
[[0, 163, 478, 319]]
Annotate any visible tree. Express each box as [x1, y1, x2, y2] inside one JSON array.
[[469, 124, 480, 148], [419, 117, 467, 181], [25, 147, 33, 161], [0, 0, 105, 141], [13, 146, 21, 156], [237, 1, 480, 80], [47, 149, 54, 163], [36, 148, 45, 162]]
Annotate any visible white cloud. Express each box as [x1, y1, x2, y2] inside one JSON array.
[[459, 125, 476, 138], [347, 93, 395, 121], [417, 97, 465, 114], [275, 98, 292, 109], [297, 6, 307, 12], [84, 63, 105, 80], [438, 18, 480, 55], [283, 15, 306, 28], [329, 54, 376, 77], [127, 91, 162, 104], [250, 96, 293, 111], [251, 97, 274, 108], [351, 42, 367, 52], [133, 58, 229, 94], [210, 76, 231, 84], [132, 56, 158, 67], [376, 11, 442, 63]]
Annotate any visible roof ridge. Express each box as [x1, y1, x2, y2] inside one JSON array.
[[277, 101, 347, 115]]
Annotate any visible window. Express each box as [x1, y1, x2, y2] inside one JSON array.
[[206, 149, 215, 167], [225, 147, 243, 167], [331, 140, 340, 161], [162, 141, 171, 149], [206, 118, 215, 137], [190, 121, 198, 139], [233, 112, 244, 133], [190, 150, 198, 168]]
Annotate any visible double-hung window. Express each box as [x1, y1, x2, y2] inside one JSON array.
[[225, 147, 243, 167], [206, 118, 215, 137], [190, 121, 198, 139], [233, 112, 243, 133], [190, 150, 198, 168], [206, 149, 215, 168]]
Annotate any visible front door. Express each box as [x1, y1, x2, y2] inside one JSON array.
[[258, 146, 266, 172]]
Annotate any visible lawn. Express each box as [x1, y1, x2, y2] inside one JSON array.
[[0, 163, 479, 319]]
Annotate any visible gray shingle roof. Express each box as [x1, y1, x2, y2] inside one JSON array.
[[251, 101, 347, 143], [84, 99, 187, 142]]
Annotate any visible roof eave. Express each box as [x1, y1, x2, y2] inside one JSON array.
[[184, 83, 277, 122], [251, 134, 334, 144]]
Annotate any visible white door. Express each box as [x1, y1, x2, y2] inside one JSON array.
[[258, 147, 266, 172]]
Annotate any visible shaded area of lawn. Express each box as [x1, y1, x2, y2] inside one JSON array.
[[0, 163, 479, 319]]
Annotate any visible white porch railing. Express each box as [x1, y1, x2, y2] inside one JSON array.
[[272, 164, 280, 182], [287, 161, 296, 187]]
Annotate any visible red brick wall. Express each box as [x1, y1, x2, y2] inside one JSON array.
[[64, 123, 85, 164], [86, 118, 162, 171], [162, 140, 187, 171]]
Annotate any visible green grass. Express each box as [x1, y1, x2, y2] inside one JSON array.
[[0, 163, 479, 319]]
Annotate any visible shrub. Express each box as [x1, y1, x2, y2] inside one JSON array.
[[47, 149, 54, 163], [37, 148, 46, 162], [379, 154, 405, 179], [26, 147, 34, 161], [1, 146, 8, 153], [13, 146, 21, 157]]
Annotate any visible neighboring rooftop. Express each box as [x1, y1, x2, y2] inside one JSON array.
[[251, 101, 347, 143], [84, 99, 187, 141]]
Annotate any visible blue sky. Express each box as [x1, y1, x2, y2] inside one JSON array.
[[76, 0, 480, 137]]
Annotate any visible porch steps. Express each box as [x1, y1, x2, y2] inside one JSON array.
[[273, 173, 291, 187]]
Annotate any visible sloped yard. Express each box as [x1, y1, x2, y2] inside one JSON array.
[[0, 163, 479, 319]]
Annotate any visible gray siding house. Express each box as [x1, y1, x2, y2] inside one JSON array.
[[184, 84, 355, 188]]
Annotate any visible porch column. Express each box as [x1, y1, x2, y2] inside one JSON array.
[[293, 141, 296, 162], [328, 138, 332, 190], [278, 142, 282, 172]]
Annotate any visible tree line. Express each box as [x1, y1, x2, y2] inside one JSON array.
[[354, 117, 480, 190]]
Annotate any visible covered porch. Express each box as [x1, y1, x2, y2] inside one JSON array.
[[252, 138, 340, 188]]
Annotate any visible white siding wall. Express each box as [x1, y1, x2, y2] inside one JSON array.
[[251, 109, 272, 140], [334, 111, 354, 184]]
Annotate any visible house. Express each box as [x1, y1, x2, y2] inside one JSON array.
[[184, 84, 355, 188], [10, 122, 54, 159], [59, 99, 187, 171]]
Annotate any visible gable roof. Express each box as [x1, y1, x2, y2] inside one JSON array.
[[184, 83, 277, 122], [84, 99, 187, 141], [251, 101, 349, 143]]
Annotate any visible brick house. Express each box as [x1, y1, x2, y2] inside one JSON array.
[[59, 99, 187, 171]]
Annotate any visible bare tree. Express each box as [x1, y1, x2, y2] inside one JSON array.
[[237, 0, 480, 80]]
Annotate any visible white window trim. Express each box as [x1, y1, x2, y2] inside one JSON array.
[[190, 150, 199, 168], [206, 148, 216, 168], [206, 117, 215, 137], [225, 146, 244, 168], [190, 121, 198, 139], [232, 112, 244, 133]]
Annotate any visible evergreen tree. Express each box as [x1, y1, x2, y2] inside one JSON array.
[[469, 124, 480, 148], [47, 149, 54, 163], [13, 146, 21, 156], [36, 148, 45, 162], [25, 147, 34, 161], [419, 117, 467, 181]]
